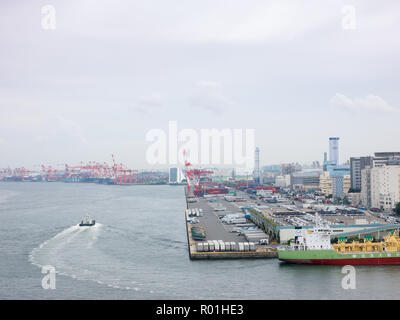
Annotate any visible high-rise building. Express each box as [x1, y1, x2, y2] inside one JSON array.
[[169, 167, 184, 184], [350, 156, 373, 192], [329, 137, 340, 165], [361, 166, 372, 208], [352, 152, 400, 196], [332, 175, 350, 199], [290, 172, 320, 191], [253, 147, 260, 183], [369, 165, 400, 211]]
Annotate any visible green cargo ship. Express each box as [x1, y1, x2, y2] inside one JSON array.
[[278, 215, 400, 265]]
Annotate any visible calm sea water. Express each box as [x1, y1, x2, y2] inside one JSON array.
[[0, 182, 400, 300]]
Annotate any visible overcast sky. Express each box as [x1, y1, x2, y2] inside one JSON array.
[[1, 0, 400, 170]]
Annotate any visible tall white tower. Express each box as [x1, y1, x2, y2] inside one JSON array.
[[253, 147, 260, 183], [329, 137, 340, 165]]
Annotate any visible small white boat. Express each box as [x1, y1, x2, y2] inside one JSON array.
[[79, 215, 96, 227]]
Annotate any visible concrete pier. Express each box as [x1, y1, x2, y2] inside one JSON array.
[[185, 193, 278, 260]]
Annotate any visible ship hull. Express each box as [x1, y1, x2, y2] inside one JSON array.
[[278, 249, 400, 265]]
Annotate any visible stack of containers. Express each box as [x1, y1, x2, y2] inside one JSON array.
[[197, 241, 255, 252], [243, 230, 268, 243], [191, 226, 206, 240], [236, 242, 258, 252]]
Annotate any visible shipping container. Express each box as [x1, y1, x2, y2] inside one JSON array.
[[243, 233, 264, 237], [243, 232, 266, 237], [225, 242, 231, 251], [235, 223, 256, 227], [243, 229, 264, 233], [245, 237, 265, 243], [243, 242, 250, 252], [245, 235, 267, 240], [238, 242, 244, 252], [244, 234, 265, 238], [203, 242, 209, 252], [191, 231, 206, 235], [242, 230, 265, 236], [249, 242, 256, 251], [244, 236, 266, 240], [244, 234, 267, 238], [218, 240, 225, 251], [213, 240, 220, 251], [243, 232, 265, 236], [192, 236, 206, 240], [197, 242, 203, 252], [208, 240, 215, 251], [192, 233, 206, 240]]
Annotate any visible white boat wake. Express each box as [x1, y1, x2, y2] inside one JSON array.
[[29, 224, 143, 292], [29, 223, 190, 296]]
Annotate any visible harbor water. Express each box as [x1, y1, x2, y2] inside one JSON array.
[[1, 182, 400, 299]]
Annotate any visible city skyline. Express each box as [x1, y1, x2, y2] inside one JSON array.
[[0, 135, 397, 173]]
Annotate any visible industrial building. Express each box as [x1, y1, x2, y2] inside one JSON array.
[[246, 204, 400, 244], [169, 167, 185, 184], [290, 171, 320, 191]]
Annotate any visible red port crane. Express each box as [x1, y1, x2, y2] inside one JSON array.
[[183, 150, 213, 196]]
